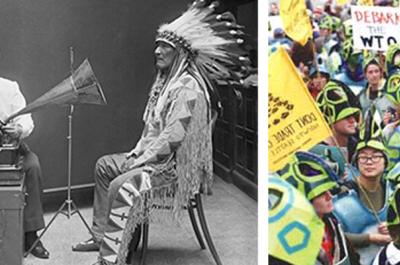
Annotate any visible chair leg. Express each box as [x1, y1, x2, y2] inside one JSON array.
[[139, 223, 149, 265], [195, 193, 223, 265], [133, 225, 142, 251], [127, 225, 142, 264], [188, 201, 206, 249]]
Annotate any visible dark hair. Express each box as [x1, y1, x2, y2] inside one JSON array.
[[290, 40, 315, 67]]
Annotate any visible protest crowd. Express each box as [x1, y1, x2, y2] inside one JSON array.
[[268, 0, 400, 264]]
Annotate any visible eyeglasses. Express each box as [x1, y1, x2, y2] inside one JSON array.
[[358, 155, 384, 164]]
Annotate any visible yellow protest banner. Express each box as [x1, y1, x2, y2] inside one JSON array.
[[269, 175, 324, 265], [337, 0, 350, 5], [357, 0, 374, 5], [279, 0, 312, 46], [268, 47, 332, 172]]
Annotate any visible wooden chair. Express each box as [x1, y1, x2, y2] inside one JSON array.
[[128, 111, 222, 265]]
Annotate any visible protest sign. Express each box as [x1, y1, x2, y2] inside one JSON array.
[[280, 0, 312, 46], [352, 5, 400, 51], [268, 47, 332, 172], [268, 15, 283, 39]]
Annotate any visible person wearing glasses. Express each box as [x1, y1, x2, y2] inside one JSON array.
[[332, 110, 393, 265]]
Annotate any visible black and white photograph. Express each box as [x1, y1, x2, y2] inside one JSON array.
[[0, 0, 258, 264], [268, 0, 400, 264]]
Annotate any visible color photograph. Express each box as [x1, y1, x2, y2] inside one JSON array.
[[268, 0, 400, 264]]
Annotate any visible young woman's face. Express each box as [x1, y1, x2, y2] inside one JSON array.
[[365, 64, 382, 88], [357, 147, 385, 179]]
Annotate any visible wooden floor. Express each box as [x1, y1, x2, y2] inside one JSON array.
[[23, 176, 257, 265]]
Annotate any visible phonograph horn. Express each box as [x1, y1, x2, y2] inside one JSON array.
[[3, 59, 107, 124]]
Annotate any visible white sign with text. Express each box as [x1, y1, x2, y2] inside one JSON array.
[[351, 5, 400, 51]]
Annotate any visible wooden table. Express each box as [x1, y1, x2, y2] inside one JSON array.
[[0, 173, 24, 265]]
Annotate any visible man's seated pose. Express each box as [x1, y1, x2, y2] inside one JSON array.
[[0, 77, 49, 259], [73, 1, 247, 264]]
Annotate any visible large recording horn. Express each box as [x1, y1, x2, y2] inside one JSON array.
[[3, 59, 107, 124]]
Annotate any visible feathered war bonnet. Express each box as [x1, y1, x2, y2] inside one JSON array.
[[155, 0, 249, 86]]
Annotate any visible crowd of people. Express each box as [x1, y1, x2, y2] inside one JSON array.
[[269, 0, 400, 264]]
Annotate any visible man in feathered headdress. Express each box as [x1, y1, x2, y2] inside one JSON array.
[[72, 1, 247, 264]]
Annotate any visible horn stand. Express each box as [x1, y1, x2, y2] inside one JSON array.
[[24, 47, 95, 257]]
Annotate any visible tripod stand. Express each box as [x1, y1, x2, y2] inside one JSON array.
[[24, 104, 95, 257]]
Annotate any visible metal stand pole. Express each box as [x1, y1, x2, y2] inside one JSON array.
[[24, 48, 94, 257], [66, 105, 74, 218], [24, 106, 95, 257]]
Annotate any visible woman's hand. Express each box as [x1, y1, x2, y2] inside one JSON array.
[[383, 111, 393, 126], [378, 222, 389, 235], [369, 233, 391, 245]]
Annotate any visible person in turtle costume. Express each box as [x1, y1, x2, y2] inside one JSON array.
[[337, 19, 352, 44], [334, 38, 366, 95], [372, 184, 400, 265], [358, 52, 395, 123], [383, 43, 400, 112], [308, 64, 331, 99], [312, 80, 361, 181], [385, 43, 400, 76], [382, 105, 400, 171], [269, 174, 325, 265], [314, 15, 342, 76], [332, 109, 393, 265], [278, 151, 360, 265], [380, 43, 400, 175]]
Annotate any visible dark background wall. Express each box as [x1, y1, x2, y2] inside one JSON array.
[[0, 0, 190, 190], [0, 0, 257, 192]]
